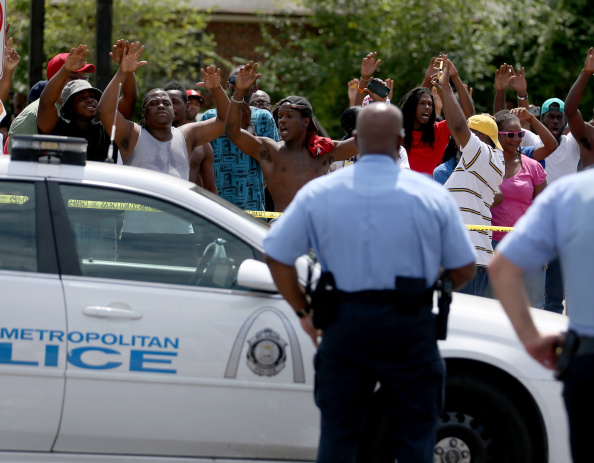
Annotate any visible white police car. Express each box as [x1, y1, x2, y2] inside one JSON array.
[[0, 136, 570, 462]]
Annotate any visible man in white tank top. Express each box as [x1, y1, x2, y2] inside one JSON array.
[[97, 41, 229, 181]]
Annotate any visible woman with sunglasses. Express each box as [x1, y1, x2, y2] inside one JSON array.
[[490, 108, 557, 307]]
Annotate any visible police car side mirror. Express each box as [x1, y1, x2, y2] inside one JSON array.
[[237, 259, 278, 292]]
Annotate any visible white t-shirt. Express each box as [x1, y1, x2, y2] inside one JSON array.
[[444, 133, 504, 266], [328, 146, 410, 172], [521, 130, 580, 183]]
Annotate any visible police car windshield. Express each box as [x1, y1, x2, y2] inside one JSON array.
[[190, 185, 270, 230]]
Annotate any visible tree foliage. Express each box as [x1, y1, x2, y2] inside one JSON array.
[[7, 0, 219, 105], [259, 0, 594, 136]]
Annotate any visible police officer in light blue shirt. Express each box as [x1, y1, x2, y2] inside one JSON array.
[[490, 167, 594, 463], [264, 102, 476, 463]]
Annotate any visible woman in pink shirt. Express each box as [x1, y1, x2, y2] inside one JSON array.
[[491, 108, 557, 307]]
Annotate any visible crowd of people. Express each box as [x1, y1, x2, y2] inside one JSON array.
[[3, 32, 594, 463], [2, 38, 593, 307]]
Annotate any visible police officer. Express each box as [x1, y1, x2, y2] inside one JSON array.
[[263, 102, 476, 463], [489, 166, 594, 463]]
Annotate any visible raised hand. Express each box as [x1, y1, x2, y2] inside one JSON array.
[[347, 78, 359, 106], [494, 63, 512, 91], [63, 44, 90, 73], [366, 78, 390, 102], [361, 52, 381, 80], [120, 41, 147, 73], [385, 78, 394, 101], [509, 66, 527, 95], [511, 107, 531, 121], [4, 37, 20, 72], [424, 56, 442, 83], [109, 39, 128, 64], [198, 65, 223, 90], [463, 83, 474, 98], [232, 61, 261, 92], [584, 47, 594, 74]]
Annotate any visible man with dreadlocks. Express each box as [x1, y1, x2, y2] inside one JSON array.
[[225, 62, 358, 212], [97, 41, 228, 180], [398, 54, 475, 175]]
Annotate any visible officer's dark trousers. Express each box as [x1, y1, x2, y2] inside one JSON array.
[[563, 353, 594, 462], [314, 300, 444, 463]]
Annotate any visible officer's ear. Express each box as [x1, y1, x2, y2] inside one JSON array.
[[353, 129, 358, 149]]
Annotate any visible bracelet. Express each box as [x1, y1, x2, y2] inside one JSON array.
[[230, 96, 244, 104], [360, 77, 370, 82], [296, 304, 312, 319], [517, 93, 528, 100], [357, 87, 366, 94]]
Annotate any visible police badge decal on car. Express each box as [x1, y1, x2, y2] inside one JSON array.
[[246, 328, 287, 376]]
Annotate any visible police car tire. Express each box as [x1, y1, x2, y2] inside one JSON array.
[[356, 374, 532, 463], [436, 374, 533, 463]]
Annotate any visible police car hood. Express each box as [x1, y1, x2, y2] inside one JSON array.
[[442, 292, 568, 381]]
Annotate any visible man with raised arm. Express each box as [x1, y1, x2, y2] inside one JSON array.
[[37, 43, 137, 162], [97, 42, 229, 180], [225, 62, 358, 212], [434, 58, 504, 297], [564, 47, 594, 169]]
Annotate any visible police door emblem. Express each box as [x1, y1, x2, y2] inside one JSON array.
[[246, 328, 287, 376]]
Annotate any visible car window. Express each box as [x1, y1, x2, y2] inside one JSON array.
[[59, 184, 257, 289], [0, 181, 37, 272]]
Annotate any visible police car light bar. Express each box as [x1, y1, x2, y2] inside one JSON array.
[[11, 134, 87, 166]]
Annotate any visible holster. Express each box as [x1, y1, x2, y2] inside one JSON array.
[[554, 330, 578, 380], [311, 272, 339, 330], [434, 278, 453, 341]]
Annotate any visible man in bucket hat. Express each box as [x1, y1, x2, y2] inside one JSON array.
[[433, 58, 504, 297], [225, 61, 358, 212], [7, 47, 99, 153], [37, 43, 137, 162]]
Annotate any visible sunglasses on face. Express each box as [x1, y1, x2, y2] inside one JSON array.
[[228, 76, 237, 85], [498, 131, 525, 140]]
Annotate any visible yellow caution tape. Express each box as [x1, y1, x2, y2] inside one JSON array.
[[245, 210, 514, 231], [466, 224, 514, 232], [67, 199, 162, 212], [245, 210, 282, 219], [0, 195, 30, 205]]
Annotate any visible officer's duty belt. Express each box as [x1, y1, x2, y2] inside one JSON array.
[[335, 289, 433, 316]]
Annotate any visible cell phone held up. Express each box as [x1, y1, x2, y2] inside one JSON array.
[[367, 79, 391, 99]]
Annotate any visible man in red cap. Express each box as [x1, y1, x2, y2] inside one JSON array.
[[7, 47, 97, 153], [186, 89, 204, 123], [225, 62, 358, 212]]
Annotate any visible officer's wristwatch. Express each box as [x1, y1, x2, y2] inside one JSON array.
[[296, 304, 312, 318]]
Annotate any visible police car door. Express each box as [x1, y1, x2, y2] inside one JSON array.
[[0, 179, 66, 451], [50, 181, 316, 459]]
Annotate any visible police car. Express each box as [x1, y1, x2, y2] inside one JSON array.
[[0, 136, 570, 462]]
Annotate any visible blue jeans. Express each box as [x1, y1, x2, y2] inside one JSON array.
[[314, 300, 443, 463], [544, 257, 565, 314], [563, 353, 594, 462], [456, 265, 489, 298], [492, 240, 545, 308]]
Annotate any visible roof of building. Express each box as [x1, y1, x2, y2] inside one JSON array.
[[190, 0, 311, 17]]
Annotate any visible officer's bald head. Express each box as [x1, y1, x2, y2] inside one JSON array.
[[354, 103, 404, 160]]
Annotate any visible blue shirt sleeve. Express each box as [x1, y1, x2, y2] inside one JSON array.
[[520, 146, 545, 169]]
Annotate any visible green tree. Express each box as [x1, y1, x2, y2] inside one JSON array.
[[259, 0, 594, 136], [7, 0, 220, 111]]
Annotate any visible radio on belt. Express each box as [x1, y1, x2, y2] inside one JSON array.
[[11, 134, 87, 166]]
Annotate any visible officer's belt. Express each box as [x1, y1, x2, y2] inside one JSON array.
[[334, 288, 433, 314], [574, 334, 594, 356]]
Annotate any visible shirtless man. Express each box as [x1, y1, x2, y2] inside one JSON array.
[[225, 62, 358, 211], [564, 47, 594, 168], [97, 42, 229, 180]]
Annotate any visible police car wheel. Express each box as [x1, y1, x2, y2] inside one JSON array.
[[436, 374, 532, 463]]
